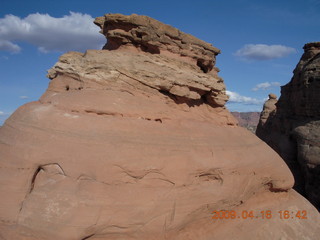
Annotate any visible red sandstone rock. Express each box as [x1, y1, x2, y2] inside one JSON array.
[[256, 93, 277, 129], [0, 14, 319, 240]]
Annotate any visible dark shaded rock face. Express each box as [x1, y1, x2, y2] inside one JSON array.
[[256, 42, 320, 209]]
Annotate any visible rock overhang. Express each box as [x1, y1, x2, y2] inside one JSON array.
[[94, 13, 220, 74], [47, 13, 231, 109]]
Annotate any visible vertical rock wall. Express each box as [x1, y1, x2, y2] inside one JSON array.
[[257, 42, 320, 209]]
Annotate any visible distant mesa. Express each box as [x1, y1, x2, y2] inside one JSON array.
[[0, 14, 319, 240], [231, 112, 260, 133]]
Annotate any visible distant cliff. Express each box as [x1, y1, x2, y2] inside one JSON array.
[[231, 112, 260, 133]]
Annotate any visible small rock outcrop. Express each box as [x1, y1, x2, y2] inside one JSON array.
[[256, 93, 277, 135], [94, 14, 220, 74], [0, 14, 319, 240], [257, 42, 320, 209], [92, 13, 228, 107]]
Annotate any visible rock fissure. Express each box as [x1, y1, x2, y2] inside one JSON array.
[[80, 234, 95, 240], [29, 163, 66, 194]]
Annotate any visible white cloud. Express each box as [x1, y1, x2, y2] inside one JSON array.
[[0, 55, 9, 60], [19, 96, 29, 99], [235, 44, 296, 60], [226, 103, 263, 112], [0, 12, 105, 53], [252, 81, 281, 91], [226, 90, 264, 105], [0, 40, 21, 53], [0, 111, 10, 126], [0, 111, 11, 116]]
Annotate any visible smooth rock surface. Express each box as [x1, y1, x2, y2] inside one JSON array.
[[0, 14, 319, 240]]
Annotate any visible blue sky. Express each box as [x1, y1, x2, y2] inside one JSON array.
[[0, 0, 319, 124]]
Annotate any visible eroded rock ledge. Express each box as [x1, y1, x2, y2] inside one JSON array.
[[47, 13, 229, 109], [94, 14, 220, 74], [47, 49, 228, 109]]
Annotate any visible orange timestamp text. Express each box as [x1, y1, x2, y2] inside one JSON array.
[[212, 210, 307, 220]]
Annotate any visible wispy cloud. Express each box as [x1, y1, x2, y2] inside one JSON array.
[[235, 44, 296, 60], [0, 55, 9, 60], [226, 90, 264, 105], [19, 96, 29, 99], [0, 40, 21, 53], [252, 81, 281, 91], [0, 12, 105, 53], [0, 111, 10, 125], [0, 111, 11, 116]]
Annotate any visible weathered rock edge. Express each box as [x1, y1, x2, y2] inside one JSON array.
[[94, 13, 220, 74], [47, 13, 230, 109]]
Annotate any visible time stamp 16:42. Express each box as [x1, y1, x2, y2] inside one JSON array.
[[212, 210, 307, 220]]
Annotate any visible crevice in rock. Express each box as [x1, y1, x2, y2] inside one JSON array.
[[266, 182, 289, 193], [159, 89, 206, 108], [18, 163, 66, 221], [29, 163, 66, 194], [81, 233, 95, 240], [84, 110, 123, 117], [116, 69, 159, 91], [83, 109, 163, 123], [154, 178, 175, 185], [141, 117, 163, 123], [113, 165, 176, 185], [139, 43, 161, 54], [196, 169, 223, 185], [197, 59, 210, 73], [29, 166, 43, 194]]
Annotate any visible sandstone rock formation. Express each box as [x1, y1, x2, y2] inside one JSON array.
[[0, 14, 319, 240], [231, 112, 260, 133], [94, 14, 220, 74], [259, 93, 277, 124], [256, 42, 320, 210]]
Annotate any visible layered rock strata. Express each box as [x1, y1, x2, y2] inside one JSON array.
[[0, 14, 319, 240], [257, 42, 320, 209], [92, 13, 228, 107], [94, 14, 220, 74]]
